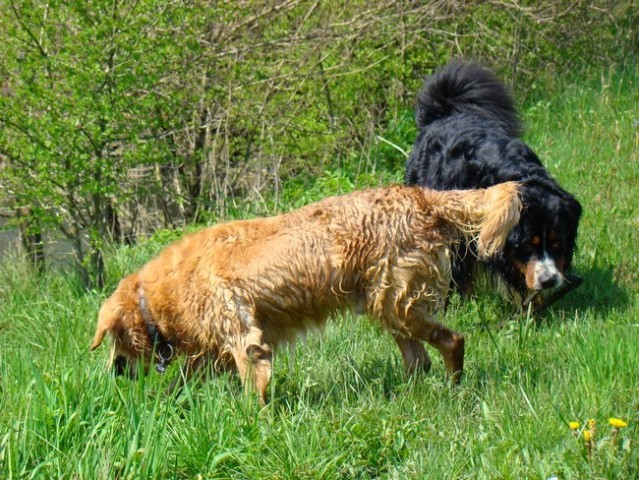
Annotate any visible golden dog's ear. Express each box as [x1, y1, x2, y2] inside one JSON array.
[[90, 329, 108, 351], [90, 300, 119, 351]]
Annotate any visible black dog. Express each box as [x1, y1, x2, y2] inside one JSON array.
[[405, 60, 582, 308]]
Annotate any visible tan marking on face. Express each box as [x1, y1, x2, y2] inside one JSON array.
[[525, 259, 540, 290], [508, 251, 537, 291]]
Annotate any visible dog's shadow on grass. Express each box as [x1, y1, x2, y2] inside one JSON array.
[[473, 263, 630, 329], [539, 264, 630, 319], [167, 356, 411, 414], [170, 260, 630, 410], [271, 356, 411, 411]]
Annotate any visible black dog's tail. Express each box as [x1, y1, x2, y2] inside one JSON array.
[[415, 60, 521, 136]]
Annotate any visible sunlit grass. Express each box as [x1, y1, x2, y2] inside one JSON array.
[[1, 66, 637, 479]]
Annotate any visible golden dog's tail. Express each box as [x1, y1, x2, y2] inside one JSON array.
[[433, 182, 522, 259]]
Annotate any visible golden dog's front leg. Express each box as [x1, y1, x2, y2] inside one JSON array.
[[400, 319, 465, 384], [232, 327, 273, 406]]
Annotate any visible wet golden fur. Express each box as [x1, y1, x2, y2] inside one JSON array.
[[91, 182, 521, 404]]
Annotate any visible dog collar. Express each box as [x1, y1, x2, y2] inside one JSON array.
[[138, 288, 175, 373]]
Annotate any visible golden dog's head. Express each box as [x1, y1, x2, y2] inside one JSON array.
[[90, 274, 155, 377]]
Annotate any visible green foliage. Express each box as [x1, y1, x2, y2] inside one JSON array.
[[1, 65, 637, 479], [2, 1, 636, 288], [0, 0, 202, 286]]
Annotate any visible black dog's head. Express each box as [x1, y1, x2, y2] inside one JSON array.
[[406, 60, 584, 307], [498, 180, 582, 296]]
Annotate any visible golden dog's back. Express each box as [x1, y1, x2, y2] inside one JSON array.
[[91, 182, 520, 401], [135, 186, 437, 342], [96, 182, 520, 351]]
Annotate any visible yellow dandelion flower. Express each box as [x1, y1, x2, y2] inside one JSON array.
[[583, 430, 592, 442], [588, 418, 596, 429], [569, 421, 580, 430], [608, 418, 628, 428]]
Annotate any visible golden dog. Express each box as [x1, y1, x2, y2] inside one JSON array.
[[91, 182, 521, 404]]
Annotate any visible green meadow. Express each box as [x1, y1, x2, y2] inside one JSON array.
[[1, 66, 638, 479]]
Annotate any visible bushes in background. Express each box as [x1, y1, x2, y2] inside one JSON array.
[[0, 0, 636, 286]]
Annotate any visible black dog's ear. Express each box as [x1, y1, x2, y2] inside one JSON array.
[[568, 197, 583, 224], [562, 195, 583, 267]]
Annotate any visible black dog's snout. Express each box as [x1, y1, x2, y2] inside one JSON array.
[[540, 275, 562, 290]]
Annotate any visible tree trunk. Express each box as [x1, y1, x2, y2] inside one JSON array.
[[16, 207, 45, 275]]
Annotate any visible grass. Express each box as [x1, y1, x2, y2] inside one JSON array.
[[1, 64, 638, 479]]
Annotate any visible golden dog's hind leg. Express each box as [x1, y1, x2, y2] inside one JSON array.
[[403, 320, 465, 384], [427, 324, 465, 384], [231, 326, 273, 406], [392, 335, 432, 374]]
